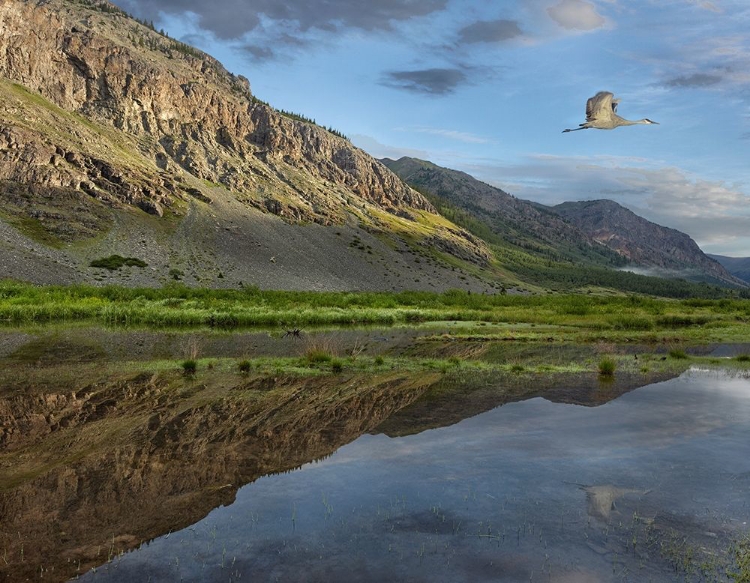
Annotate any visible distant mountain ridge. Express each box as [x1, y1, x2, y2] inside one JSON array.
[[383, 157, 743, 288], [707, 254, 750, 284], [553, 200, 742, 287], [380, 156, 624, 267]]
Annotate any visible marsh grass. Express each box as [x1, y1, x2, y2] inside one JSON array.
[[729, 535, 750, 582], [0, 283, 748, 345], [598, 357, 616, 376], [303, 335, 341, 365], [669, 349, 689, 359]]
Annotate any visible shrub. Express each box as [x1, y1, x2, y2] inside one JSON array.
[[669, 349, 688, 359], [90, 255, 147, 270], [374, 355, 385, 366], [182, 359, 197, 375], [331, 359, 344, 373], [734, 354, 750, 362], [510, 364, 525, 373], [238, 360, 252, 373], [598, 357, 616, 376]]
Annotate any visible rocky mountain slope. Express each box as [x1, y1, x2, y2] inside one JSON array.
[[554, 200, 741, 286], [0, 0, 492, 291], [707, 254, 750, 284]]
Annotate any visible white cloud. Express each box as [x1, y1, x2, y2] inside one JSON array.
[[686, 0, 722, 13], [546, 0, 606, 31]]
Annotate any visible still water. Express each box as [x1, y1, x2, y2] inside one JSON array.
[[80, 369, 750, 582]]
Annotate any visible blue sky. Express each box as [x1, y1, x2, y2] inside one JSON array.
[[116, 0, 750, 257]]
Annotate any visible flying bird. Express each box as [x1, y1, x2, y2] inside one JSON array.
[[563, 91, 658, 133]]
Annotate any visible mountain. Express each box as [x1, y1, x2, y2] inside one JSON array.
[[381, 156, 623, 267], [707, 254, 750, 284], [383, 157, 743, 291], [554, 200, 742, 286], [0, 0, 493, 292]]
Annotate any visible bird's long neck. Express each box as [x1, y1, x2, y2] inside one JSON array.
[[620, 118, 653, 126]]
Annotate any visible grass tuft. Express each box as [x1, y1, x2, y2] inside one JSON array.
[[181, 359, 197, 375], [598, 357, 616, 376]]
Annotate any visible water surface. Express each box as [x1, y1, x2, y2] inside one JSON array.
[[80, 369, 750, 582]]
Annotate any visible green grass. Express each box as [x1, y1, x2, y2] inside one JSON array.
[[0, 283, 748, 344], [729, 536, 750, 582], [181, 359, 197, 375], [306, 350, 333, 364]]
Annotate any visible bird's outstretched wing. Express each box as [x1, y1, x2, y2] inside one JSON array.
[[585, 91, 617, 123]]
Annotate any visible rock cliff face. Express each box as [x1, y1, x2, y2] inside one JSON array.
[[0, 0, 431, 221], [553, 200, 741, 286]]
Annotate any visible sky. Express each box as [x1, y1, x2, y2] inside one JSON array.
[[114, 0, 750, 257]]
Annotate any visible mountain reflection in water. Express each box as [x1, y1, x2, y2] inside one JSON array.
[[73, 369, 749, 583]]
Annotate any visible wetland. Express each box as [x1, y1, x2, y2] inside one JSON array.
[[0, 288, 749, 582]]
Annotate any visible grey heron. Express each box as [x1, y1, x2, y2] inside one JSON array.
[[563, 91, 658, 133]]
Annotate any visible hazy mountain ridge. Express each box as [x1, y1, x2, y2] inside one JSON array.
[[0, 0, 494, 290], [707, 254, 750, 284]]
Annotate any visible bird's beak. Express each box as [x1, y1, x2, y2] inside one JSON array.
[[646, 119, 659, 125]]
